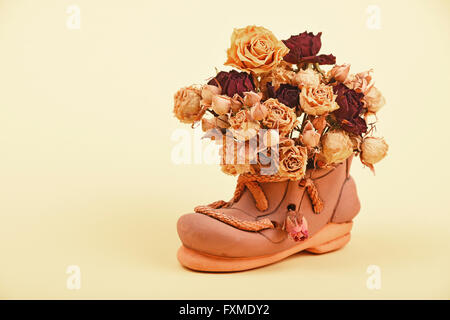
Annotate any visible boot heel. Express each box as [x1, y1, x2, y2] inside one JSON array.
[[306, 232, 351, 254]]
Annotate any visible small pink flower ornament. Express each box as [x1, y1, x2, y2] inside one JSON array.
[[285, 213, 309, 242]]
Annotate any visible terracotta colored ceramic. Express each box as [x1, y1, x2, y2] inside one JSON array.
[[177, 157, 360, 272]]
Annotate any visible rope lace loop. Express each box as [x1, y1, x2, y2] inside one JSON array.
[[194, 174, 323, 232]]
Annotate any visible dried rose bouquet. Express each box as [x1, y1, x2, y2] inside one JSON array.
[[173, 26, 388, 179]]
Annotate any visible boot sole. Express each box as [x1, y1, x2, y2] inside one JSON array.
[[177, 222, 353, 272]]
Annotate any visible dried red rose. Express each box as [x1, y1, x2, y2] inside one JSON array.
[[208, 70, 255, 98], [332, 83, 367, 136], [266, 83, 300, 109], [341, 117, 367, 136], [282, 31, 336, 65], [300, 54, 336, 65]]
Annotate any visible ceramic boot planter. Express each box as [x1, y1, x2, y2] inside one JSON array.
[[172, 26, 388, 272], [177, 157, 360, 272]]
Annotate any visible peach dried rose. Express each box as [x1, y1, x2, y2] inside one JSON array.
[[243, 91, 263, 107], [278, 139, 308, 180], [361, 137, 388, 164], [319, 130, 353, 164], [228, 110, 250, 129], [201, 84, 221, 106], [262, 98, 298, 137], [345, 69, 374, 95], [300, 84, 339, 116], [363, 86, 386, 114], [225, 25, 289, 74], [250, 102, 268, 121], [173, 85, 203, 123], [228, 110, 260, 141], [294, 68, 320, 89], [328, 64, 350, 83], [221, 164, 252, 176], [211, 95, 232, 115]]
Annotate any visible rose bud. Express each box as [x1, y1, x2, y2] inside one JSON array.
[[201, 117, 216, 132], [250, 102, 268, 121], [361, 137, 388, 164], [312, 115, 327, 135], [329, 64, 350, 82], [201, 84, 221, 105], [262, 129, 280, 147], [211, 95, 232, 115], [319, 130, 353, 164], [364, 86, 386, 114], [230, 94, 243, 113], [294, 68, 320, 89], [243, 91, 262, 107], [301, 121, 320, 148]]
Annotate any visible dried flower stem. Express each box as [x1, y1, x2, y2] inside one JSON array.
[[207, 108, 219, 117], [299, 113, 309, 132], [314, 63, 326, 78]]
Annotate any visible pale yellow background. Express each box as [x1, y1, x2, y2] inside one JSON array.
[[1, 0, 449, 299]]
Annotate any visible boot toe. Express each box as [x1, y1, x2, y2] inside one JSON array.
[[177, 212, 273, 258]]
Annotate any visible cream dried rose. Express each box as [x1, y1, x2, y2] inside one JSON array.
[[225, 25, 289, 74], [361, 137, 388, 164], [300, 84, 339, 116], [363, 86, 386, 114], [173, 85, 203, 124], [294, 68, 320, 89], [278, 139, 308, 181], [262, 98, 298, 137], [319, 130, 353, 164]]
